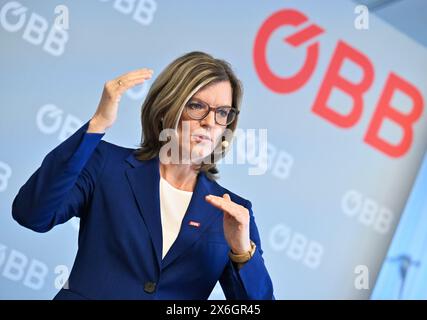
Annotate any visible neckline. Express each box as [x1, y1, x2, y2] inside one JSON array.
[[160, 176, 194, 194]]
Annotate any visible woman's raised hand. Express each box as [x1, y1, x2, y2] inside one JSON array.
[[87, 68, 154, 133]]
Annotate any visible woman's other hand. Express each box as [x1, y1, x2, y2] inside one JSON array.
[[205, 193, 251, 254]]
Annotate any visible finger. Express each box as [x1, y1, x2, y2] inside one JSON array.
[[207, 194, 248, 222], [123, 70, 154, 82], [222, 194, 234, 218], [115, 70, 153, 85], [114, 70, 153, 88], [119, 68, 153, 80], [122, 75, 152, 88], [116, 74, 152, 92], [223, 193, 231, 202], [205, 195, 235, 213], [206, 195, 240, 219]]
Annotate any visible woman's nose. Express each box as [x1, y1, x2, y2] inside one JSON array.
[[200, 109, 216, 127]]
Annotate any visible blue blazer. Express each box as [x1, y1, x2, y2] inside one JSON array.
[[12, 120, 274, 300]]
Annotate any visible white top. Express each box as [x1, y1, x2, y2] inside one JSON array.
[[159, 176, 193, 259]]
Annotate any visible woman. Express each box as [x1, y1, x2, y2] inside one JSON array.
[[12, 51, 274, 300]]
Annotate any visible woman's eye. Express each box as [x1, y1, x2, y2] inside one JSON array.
[[189, 103, 204, 110], [217, 109, 229, 117]]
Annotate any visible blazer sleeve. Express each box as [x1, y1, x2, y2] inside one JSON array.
[[219, 199, 275, 300], [11, 120, 107, 233]]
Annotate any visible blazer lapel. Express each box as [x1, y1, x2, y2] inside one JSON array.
[[125, 154, 163, 272], [125, 153, 225, 272], [161, 169, 224, 270]]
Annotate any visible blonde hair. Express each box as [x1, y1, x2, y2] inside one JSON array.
[[134, 51, 243, 181]]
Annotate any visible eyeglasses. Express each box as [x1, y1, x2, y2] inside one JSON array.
[[184, 99, 239, 126]]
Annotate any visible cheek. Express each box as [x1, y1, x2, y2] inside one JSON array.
[[212, 128, 226, 144], [178, 119, 195, 139]]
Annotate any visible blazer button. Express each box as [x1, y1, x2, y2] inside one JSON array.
[[144, 281, 156, 293]]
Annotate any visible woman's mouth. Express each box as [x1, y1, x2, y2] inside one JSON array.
[[192, 134, 212, 143]]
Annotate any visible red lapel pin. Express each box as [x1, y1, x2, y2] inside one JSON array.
[[189, 221, 201, 228]]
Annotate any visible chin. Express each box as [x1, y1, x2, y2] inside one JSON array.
[[190, 146, 213, 162]]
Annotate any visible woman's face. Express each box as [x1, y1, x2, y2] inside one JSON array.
[[177, 80, 232, 164]]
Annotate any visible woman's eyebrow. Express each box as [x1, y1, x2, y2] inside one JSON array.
[[190, 97, 232, 108]]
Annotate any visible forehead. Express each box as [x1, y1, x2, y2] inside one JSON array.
[[191, 81, 232, 106]]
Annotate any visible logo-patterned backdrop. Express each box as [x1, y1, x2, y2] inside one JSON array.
[[1, 0, 426, 299]]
